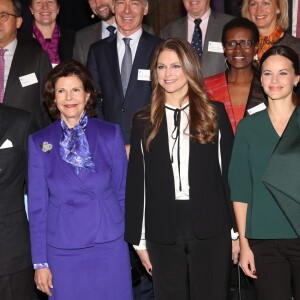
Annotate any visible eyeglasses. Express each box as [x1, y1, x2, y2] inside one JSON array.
[[224, 40, 255, 50], [0, 12, 18, 22]]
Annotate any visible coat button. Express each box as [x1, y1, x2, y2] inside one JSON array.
[[121, 108, 127, 112]]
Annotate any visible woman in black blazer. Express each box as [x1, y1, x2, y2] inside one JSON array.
[[19, 0, 75, 66], [125, 38, 236, 300]]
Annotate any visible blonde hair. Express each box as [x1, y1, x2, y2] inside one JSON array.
[[142, 38, 217, 151], [241, 0, 289, 31]]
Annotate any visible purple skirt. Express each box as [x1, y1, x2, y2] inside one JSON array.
[[47, 236, 133, 300]]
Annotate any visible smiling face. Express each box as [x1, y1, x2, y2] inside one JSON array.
[[156, 50, 188, 104], [224, 27, 257, 70], [113, 0, 148, 36], [182, 0, 210, 19], [30, 0, 59, 28], [55, 75, 90, 128], [261, 55, 299, 103], [89, 0, 114, 21], [248, 0, 279, 35]]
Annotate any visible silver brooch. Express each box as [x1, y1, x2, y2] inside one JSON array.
[[40, 142, 53, 154]]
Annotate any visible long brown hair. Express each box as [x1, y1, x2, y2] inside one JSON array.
[[144, 38, 217, 151]]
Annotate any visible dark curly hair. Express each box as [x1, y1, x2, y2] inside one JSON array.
[[44, 59, 96, 120], [222, 17, 259, 46]]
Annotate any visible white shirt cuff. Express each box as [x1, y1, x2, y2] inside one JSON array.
[[133, 239, 147, 250]]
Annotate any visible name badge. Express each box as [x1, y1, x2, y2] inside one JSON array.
[[208, 41, 224, 53], [19, 73, 38, 87], [247, 103, 267, 115], [137, 69, 150, 81]]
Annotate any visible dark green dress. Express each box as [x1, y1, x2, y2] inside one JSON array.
[[229, 109, 298, 239]]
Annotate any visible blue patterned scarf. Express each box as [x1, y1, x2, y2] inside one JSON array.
[[59, 112, 96, 175]]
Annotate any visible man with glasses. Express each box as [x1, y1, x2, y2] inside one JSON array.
[[160, 0, 234, 78], [0, 0, 52, 129]]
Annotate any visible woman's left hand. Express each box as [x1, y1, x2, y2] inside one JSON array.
[[232, 239, 240, 264]]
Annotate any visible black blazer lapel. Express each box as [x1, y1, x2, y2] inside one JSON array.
[[106, 36, 124, 100]]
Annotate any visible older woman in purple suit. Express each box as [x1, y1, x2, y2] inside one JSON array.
[[28, 59, 133, 300]]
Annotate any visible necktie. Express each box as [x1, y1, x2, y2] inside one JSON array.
[[121, 38, 132, 96], [106, 25, 116, 37], [0, 48, 7, 103], [296, 0, 300, 37], [191, 18, 203, 60]]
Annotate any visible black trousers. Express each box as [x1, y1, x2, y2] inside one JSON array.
[[249, 239, 300, 300], [0, 268, 34, 300], [147, 201, 231, 300]]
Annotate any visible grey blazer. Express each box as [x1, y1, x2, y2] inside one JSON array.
[[73, 22, 155, 66], [160, 10, 234, 77], [73, 22, 103, 65]]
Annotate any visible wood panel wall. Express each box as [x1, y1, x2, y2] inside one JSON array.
[[147, 0, 186, 34]]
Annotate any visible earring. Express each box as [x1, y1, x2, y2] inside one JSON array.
[[225, 58, 230, 70], [91, 14, 95, 18]]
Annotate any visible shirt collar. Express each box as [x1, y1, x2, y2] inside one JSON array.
[[3, 38, 17, 53], [117, 27, 143, 43], [187, 7, 211, 22]]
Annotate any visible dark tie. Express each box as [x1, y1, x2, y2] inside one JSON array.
[[191, 18, 202, 60], [121, 38, 132, 96], [0, 48, 7, 103], [106, 25, 116, 37]]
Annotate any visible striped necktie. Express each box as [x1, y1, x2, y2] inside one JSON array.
[[0, 48, 7, 103]]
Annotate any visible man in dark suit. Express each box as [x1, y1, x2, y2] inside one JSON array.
[[73, 0, 155, 66], [160, 0, 233, 78], [0, 0, 52, 129], [0, 104, 35, 300], [87, 0, 162, 154]]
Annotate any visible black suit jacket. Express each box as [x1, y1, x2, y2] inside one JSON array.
[[125, 102, 235, 245], [87, 31, 163, 144], [0, 105, 35, 276], [3, 41, 52, 129]]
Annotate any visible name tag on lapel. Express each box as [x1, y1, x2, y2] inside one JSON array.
[[19, 73, 38, 87], [137, 69, 150, 81], [208, 41, 224, 53], [247, 103, 267, 115]]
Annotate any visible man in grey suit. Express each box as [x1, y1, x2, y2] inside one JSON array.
[[1, 0, 52, 129], [160, 0, 233, 78], [73, 0, 117, 65]]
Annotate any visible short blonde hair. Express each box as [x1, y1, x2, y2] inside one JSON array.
[[241, 0, 289, 31]]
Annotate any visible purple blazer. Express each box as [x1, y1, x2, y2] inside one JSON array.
[[28, 118, 127, 264]]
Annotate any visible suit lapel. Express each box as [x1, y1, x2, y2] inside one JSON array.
[[203, 11, 218, 55], [106, 36, 124, 99], [3, 43, 23, 105], [93, 22, 102, 41]]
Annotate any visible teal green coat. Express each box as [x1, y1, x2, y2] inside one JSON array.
[[229, 109, 298, 239]]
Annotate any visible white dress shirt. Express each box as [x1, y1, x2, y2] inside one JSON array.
[[117, 28, 143, 72]]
